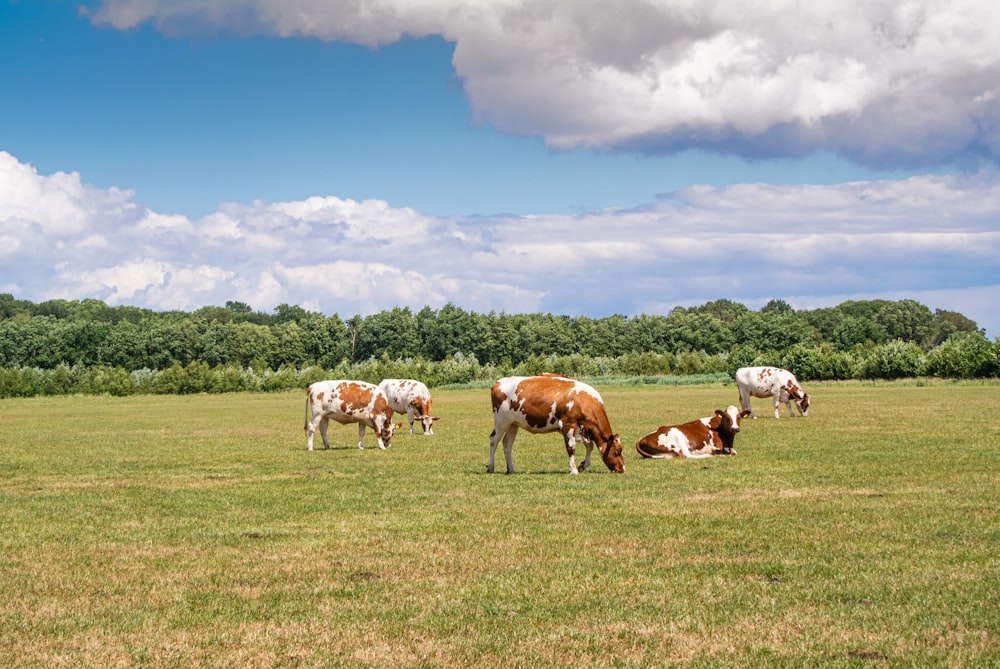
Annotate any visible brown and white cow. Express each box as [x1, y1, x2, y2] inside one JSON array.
[[378, 378, 439, 435], [735, 366, 810, 419], [635, 405, 751, 459], [488, 374, 625, 474], [304, 380, 395, 451]]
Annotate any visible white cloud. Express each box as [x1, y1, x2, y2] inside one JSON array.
[[1, 151, 997, 335], [137, 211, 194, 234], [57, 259, 172, 302], [86, 1, 1000, 167], [0, 151, 103, 236]]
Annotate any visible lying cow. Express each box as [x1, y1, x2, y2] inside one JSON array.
[[635, 405, 751, 459], [304, 380, 395, 451], [735, 366, 810, 419], [488, 373, 625, 474], [378, 378, 439, 435]]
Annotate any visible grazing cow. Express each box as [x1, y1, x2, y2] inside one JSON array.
[[635, 406, 751, 459], [304, 380, 395, 451], [378, 379, 439, 435], [735, 366, 810, 419], [488, 374, 625, 474]]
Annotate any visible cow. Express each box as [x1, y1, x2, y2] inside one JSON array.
[[378, 378, 439, 435], [488, 373, 625, 474], [636, 406, 751, 459], [735, 366, 810, 419], [304, 380, 395, 451]]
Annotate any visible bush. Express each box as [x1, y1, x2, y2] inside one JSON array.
[[79, 365, 136, 396], [1, 337, 997, 399], [857, 339, 924, 380], [922, 333, 999, 378]]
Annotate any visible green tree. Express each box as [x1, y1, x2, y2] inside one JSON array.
[[98, 321, 146, 370], [356, 307, 420, 360], [225, 300, 253, 315], [928, 309, 983, 346], [628, 313, 671, 354], [697, 298, 750, 324], [272, 321, 309, 368], [273, 303, 311, 323], [0, 293, 32, 319], [831, 316, 887, 351], [224, 322, 277, 368], [419, 304, 479, 361], [481, 311, 521, 365], [922, 333, 999, 378], [662, 310, 733, 354], [761, 298, 794, 314], [873, 299, 935, 348], [519, 314, 575, 357], [857, 339, 924, 380]]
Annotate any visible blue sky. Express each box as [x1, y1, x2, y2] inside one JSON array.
[[2, 1, 999, 338]]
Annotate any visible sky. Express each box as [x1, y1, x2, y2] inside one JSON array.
[[2, 0, 999, 339]]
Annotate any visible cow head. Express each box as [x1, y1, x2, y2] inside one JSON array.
[[600, 434, 626, 473], [379, 417, 396, 449], [782, 380, 810, 417], [419, 414, 440, 435], [710, 406, 751, 454]]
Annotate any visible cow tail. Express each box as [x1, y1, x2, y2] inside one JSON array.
[[304, 387, 312, 433]]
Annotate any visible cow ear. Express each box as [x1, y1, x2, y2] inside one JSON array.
[[432, 416, 441, 421], [715, 409, 724, 417]]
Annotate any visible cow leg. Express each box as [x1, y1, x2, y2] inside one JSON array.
[[579, 440, 594, 472], [373, 422, 387, 450], [407, 408, 416, 435], [679, 440, 713, 459], [740, 389, 757, 419], [564, 431, 580, 475], [501, 426, 519, 474], [306, 416, 318, 451], [487, 425, 502, 473], [773, 394, 782, 419], [319, 417, 331, 449], [356, 423, 366, 449]]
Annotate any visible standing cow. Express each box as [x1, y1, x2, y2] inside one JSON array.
[[379, 379, 439, 435], [735, 366, 810, 419], [304, 380, 395, 451], [635, 405, 751, 459], [488, 374, 625, 474]]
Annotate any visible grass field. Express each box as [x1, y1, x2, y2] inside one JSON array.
[[1, 382, 998, 668]]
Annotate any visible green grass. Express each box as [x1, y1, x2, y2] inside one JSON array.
[[1, 383, 998, 667]]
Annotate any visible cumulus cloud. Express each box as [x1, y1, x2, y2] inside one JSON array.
[[3, 150, 997, 333], [84, 0, 1000, 168]]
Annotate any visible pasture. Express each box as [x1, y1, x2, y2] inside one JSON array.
[[1, 382, 997, 667]]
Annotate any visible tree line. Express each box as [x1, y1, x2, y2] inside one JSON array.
[[0, 293, 996, 398]]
